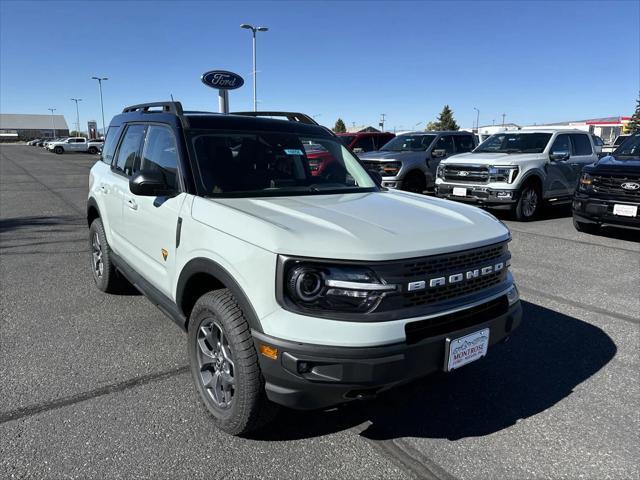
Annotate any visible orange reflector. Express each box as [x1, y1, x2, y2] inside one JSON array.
[[259, 344, 278, 360]]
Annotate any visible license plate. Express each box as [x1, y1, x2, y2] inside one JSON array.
[[452, 187, 467, 197], [445, 328, 490, 372], [613, 204, 638, 217]]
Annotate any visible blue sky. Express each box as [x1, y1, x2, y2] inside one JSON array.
[[1, 0, 638, 133]]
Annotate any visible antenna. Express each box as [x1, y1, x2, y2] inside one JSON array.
[[170, 94, 175, 101]]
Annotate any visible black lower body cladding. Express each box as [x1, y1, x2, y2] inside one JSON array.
[[253, 296, 522, 410]]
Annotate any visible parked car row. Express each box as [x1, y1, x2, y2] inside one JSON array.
[[27, 136, 104, 154]]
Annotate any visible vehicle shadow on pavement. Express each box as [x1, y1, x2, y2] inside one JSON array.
[[0, 215, 83, 233], [253, 300, 616, 441]]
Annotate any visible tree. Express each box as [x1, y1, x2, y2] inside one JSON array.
[[426, 121, 438, 131], [333, 118, 347, 133], [628, 94, 640, 134], [433, 105, 459, 131]]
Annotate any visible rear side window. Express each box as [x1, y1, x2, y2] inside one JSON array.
[[101, 126, 122, 164], [352, 136, 375, 152], [114, 124, 146, 176], [570, 134, 592, 155], [454, 135, 475, 153], [139, 125, 179, 190]]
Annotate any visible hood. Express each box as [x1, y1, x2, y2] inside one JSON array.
[[191, 191, 509, 261], [358, 150, 426, 162], [585, 154, 640, 174], [442, 152, 542, 166]]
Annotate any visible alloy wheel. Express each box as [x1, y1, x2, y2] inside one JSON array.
[[197, 320, 236, 409], [91, 232, 103, 279], [522, 187, 538, 218]]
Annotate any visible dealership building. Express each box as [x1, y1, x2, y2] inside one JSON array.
[[0, 113, 70, 141]]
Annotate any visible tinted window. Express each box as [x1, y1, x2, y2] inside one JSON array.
[[352, 136, 375, 152], [570, 134, 592, 156], [139, 126, 179, 190], [374, 135, 392, 150], [476, 133, 552, 154], [434, 135, 455, 155], [339, 135, 356, 146], [592, 136, 604, 147], [101, 126, 122, 164], [453, 135, 475, 153], [380, 134, 436, 152], [114, 124, 145, 176], [190, 132, 375, 197], [551, 134, 571, 154]]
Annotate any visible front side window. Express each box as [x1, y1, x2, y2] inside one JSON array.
[[614, 133, 640, 158], [551, 134, 571, 154], [190, 131, 377, 197], [139, 125, 179, 190], [433, 135, 455, 155], [476, 133, 552, 154], [570, 134, 592, 156], [114, 124, 145, 176], [380, 134, 436, 152], [453, 135, 475, 153]]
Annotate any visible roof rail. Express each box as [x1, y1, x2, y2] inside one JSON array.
[[231, 111, 318, 126], [122, 101, 184, 115]]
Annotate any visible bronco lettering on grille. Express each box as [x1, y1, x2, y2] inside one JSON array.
[[406, 260, 508, 291]]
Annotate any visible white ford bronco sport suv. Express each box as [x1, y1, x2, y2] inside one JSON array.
[[88, 102, 522, 435], [435, 130, 598, 220]]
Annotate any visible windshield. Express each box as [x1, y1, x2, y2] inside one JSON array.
[[380, 134, 436, 152], [475, 133, 552, 153], [190, 131, 377, 197], [338, 135, 356, 146], [613, 133, 640, 158], [613, 135, 629, 146]]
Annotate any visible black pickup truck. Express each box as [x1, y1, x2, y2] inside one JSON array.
[[573, 132, 640, 233]]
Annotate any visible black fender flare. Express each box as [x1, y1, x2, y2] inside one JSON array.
[[87, 197, 100, 226], [176, 257, 263, 333]]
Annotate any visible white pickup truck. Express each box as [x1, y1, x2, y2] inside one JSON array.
[[48, 137, 103, 154]]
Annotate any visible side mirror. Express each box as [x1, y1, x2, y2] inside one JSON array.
[[549, 150, 570, 161], [432, 149, 446, 158], [129, 170, 174, 197], [368, 169, 382, 185]]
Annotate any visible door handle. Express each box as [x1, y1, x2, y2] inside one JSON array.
[[126, 198, 138, 211]]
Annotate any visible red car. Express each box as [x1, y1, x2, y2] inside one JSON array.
[[305, 132, 395, 176]]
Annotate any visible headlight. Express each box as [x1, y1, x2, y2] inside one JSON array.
[[281, 260, 398, 314], [488, 166, 519, 184], [578, 172, 593, 189], [436, 164, 445, 178]]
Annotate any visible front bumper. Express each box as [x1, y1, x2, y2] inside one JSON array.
[[254, 294, 522, 410], [436, 183, 518, 207], [573, 192, 640, 230]]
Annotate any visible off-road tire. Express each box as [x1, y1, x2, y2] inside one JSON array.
[[573, 217, 600, 234], [89, 218, 124, 293], [188, 289, 277, 436], [54, 146, 64, 154], [513, 182, 541, 221]]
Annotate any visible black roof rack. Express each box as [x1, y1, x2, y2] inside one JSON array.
[[122, 101, 184, 115], [231, 111, 318, 126]]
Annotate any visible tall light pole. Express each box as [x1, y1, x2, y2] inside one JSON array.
[[91, 76, 108, 137], [473, 107, 480, 132], [380, 113, 386, 132], [501, 113, 506, 127], [70, 98, 82, 136], [240, 24, 269, 112], [48, 108, 56, 138]]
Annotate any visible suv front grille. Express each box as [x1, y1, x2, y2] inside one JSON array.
[[361, 160, 388, 176], [372, 241, 511, 313], [443, 165, 489, 183], [592, 174, 640, 200]]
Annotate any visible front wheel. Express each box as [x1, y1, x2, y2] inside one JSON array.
[[401, 171, 427, 194], [513, 183, 541, 221], [88, 147, 98, 155], [188, 289, 276, 436], [54, 146, 64, 154], [89, 218, 126, 292]]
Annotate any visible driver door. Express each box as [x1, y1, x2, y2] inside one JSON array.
[[546, 134, 575, 197]]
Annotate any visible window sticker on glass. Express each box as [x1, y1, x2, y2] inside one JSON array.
[[284, 148, 303, 155]]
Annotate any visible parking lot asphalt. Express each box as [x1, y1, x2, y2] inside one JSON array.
[[1, 145, 638, 480]]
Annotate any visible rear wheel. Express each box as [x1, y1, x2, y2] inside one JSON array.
[[401, 171, 427, 194], [573, 217, 600, 234], [89, 218, 126, 292], [513, 182, 541, 221], [54, 146, 64, 154], [188, 289, 276, 436]]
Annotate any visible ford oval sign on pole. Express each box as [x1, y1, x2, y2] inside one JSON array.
[[201, 70, 244, 114]]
